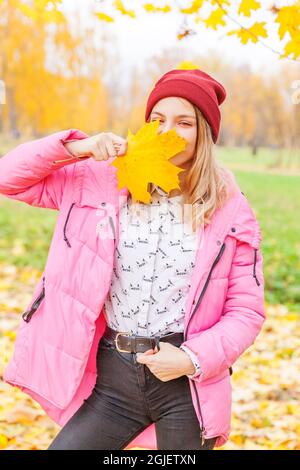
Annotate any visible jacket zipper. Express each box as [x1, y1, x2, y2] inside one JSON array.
[[63, 202, 75, 247], [63, 205, 116, 248], [253, 248, 260, 286], [183, 242, 226, 446], [22, 276, 46, 323], [108, 216, 116, 244]]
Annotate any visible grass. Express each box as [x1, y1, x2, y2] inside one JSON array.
[[0, 198, 57, 269], [217, 147, 300, 313], [0, 144, 299, 312], [218, 146, 300, 174]]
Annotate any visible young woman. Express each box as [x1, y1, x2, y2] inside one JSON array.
[[0, 69, 266, 450]]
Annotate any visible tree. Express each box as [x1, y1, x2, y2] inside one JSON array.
[[94, 0, 300, 61]]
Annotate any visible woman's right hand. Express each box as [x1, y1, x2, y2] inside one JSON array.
[[63, 132, 128, 161]]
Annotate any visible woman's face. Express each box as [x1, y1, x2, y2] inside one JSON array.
[[149, 97, 197, 170]]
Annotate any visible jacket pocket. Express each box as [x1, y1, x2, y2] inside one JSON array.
[[22, 276, 45, 323]]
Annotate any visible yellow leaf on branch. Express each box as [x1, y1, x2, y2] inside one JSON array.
[[113, 0, 136, 18], [143, 3, 171, 13], [227, 21, 267, 44], [203, 7, 227, 30], [95, 12, 115, 23], [176, 61, 200, 70], [238, 0, 261, 17], [275, 5, 300, 41], [180, 0, 204, 15], [110, 120, 188, 204], [282, 35, 300, 60]]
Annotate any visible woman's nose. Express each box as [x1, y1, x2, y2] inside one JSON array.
[[158, 123, 174, 134]]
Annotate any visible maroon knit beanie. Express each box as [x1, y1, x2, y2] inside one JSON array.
[[145, 69, 226, 144]]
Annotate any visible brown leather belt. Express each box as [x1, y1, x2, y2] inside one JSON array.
[[102, 325, 184, 354]]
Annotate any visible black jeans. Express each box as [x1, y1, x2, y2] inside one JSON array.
[[47, 335, 217, 450]]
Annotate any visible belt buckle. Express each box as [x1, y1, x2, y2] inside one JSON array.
[[115, 332, 132, 353]]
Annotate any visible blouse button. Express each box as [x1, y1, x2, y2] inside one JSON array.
[[231, 227, 236, 232]]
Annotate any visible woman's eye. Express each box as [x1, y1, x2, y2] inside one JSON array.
[[150, 119, 191, 126]]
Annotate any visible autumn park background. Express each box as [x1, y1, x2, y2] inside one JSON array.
[[0, 0, 300, 450]]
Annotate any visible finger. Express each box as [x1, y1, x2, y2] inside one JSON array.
[[91, 143, 103, 161], [110, 134, 127, 153], [117, 142, 127, 156], [113, 142, 121, 151], [136, 353, 153, 362], [106, 140, 117, 158], [110, 133, 126, 145], [98, 141, 109, 160], [144, 349, 156, 355]]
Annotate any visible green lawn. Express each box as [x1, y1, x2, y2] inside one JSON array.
[[0, 145, 299, 312], [218, 147, 300, 313], [0, 198, 57, 269], [218, 145, 300, 173]]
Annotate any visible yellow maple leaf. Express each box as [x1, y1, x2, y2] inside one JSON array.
[[110, 120, 188, 204], [227, 21, 267, 44], [95, 12, 115, 23], [180, 0, 204, 15], [176, 60, 199, 70], [210, 0, 230, 5], [143, 3, 171, 13], [275, 5, 300, 40], [113, 0, 136, 18], [282, 35, 300, 60], [238, 0, 261, 17], [203, 7, 227, 30]]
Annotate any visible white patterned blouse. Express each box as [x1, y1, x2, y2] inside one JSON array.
[[103, 183, 202, 378]]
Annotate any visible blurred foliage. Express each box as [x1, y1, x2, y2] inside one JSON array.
[[1, 1, 300, 152]]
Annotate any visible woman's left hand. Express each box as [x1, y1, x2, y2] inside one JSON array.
[[136, 342, 195, 381]]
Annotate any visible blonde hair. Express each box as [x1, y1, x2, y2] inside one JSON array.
[[146, 99, 238, 232]]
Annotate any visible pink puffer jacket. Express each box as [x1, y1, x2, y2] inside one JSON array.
[[0, 129, 266, 449]]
